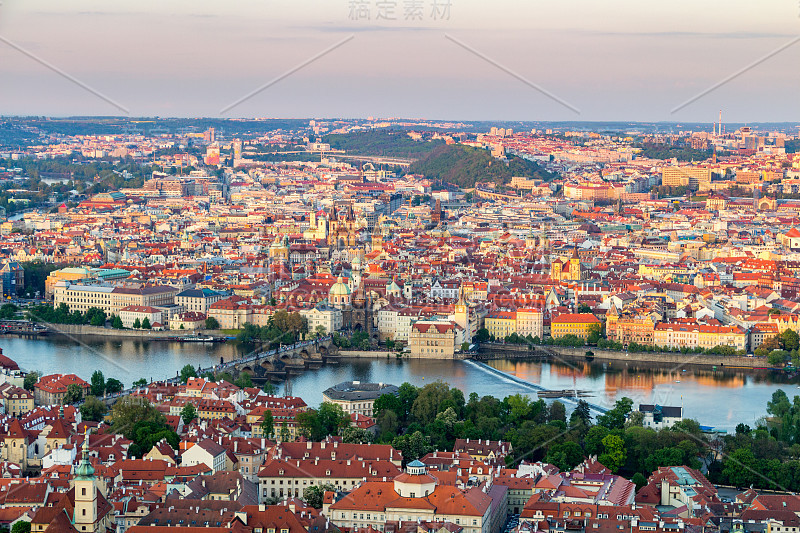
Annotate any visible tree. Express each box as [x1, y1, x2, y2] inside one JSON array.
[[235, 373, 253, 389], [133, 318, 141, 329], [377, 409, 399, 440], [141, 317, 152, 330], [599, 434, 626, 473], [317, 402, 350, 437], [587, 323, 602, 344], [179, 364, 197, 384], [342, 427, 373, 444], [11, 521, 31, 533], [90, 370, 105, 396], [112, 397, 165, 436], [111, 316, 124, 329], [374, 393, 402, 417], [545, 441, 585, 471], [205, 316, 220, 330], [767, 390, 791, 418], [475, 328, 491, 343], [23, 371, 39, 391], [768, 350, 790, 367], [111, 397, 178, 457], [584, 425, 610, 456], [397, 382, 419, 422], [631, 472, 647, 490], [722, 447, 757, 487], [411, 381, 452, 426], [89, 309, 106, 327], [570, 399, 593, 427], [261, 409, 274, 439], [63, 383, 83, 404], [298, 403, 350, 441], [783, 329, 800, 351], [80, 395, 108, 422], [0, 303, 17, 320], [263, 382, 278, 395], [304, 483, 335, 509], [132, 378, 148, 388], [181, 403, 197, 425], [577, 303, 591, 313], [597, 397, 634, 430], [548, 401, 566, 424], [625, 410, 645, 428], [392, 430, 433, 462], [314, 325, 327, 338]]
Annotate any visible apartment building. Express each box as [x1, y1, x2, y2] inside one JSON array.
[[299, 305, 342, 335], [661, 167, 712, 190], [550, 313, 601, 340], [174, 288, 226, 314], [53, 282, 178, 315]]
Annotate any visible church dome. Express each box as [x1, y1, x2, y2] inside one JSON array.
[[329, 277, 351, 298]]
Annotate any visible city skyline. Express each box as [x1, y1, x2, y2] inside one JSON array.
[[0, 0, 798, 121]]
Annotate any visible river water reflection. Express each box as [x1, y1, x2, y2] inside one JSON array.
[[1, 335, 794, 431]]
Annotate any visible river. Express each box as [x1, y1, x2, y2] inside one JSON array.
[[1, 336, 796, 431]]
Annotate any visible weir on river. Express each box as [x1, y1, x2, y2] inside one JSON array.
[[463, 360, 609, 414]]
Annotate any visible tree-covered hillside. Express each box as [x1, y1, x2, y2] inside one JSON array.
[[409, 144, 556, 188], [324, 130, 443, 158], [635, 143, 712, 161]]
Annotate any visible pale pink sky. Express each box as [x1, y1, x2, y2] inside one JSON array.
[[0, 0, 798, 121]]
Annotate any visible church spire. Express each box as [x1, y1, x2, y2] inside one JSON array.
[[75, 428, 95, 480]]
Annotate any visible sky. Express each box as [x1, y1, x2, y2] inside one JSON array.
[[0, 0, 798, 122]]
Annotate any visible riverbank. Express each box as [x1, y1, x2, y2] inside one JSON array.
[[339, 350, 398, 359], [43, 324, 227, 339], [342, 346, 771, 371], [548, 346, 768, 369]]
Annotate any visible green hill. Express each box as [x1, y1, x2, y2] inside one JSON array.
[[409, 144, 556, 188], [635, 143, 712, 161], [324, 130, 443, 158]]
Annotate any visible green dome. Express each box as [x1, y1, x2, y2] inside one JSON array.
[[75, 430, 95, 480], [329, 277, 351, 297], [75, 458, 95, 480]]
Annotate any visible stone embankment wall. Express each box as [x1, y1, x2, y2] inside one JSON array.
[[48, 324, 224, 339], [548, 347, 764, 368]]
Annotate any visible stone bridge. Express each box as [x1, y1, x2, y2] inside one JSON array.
[[231, 337, 339, 382], [98, 337, 339, 406]]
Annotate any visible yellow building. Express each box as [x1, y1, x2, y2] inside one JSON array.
[[409, 321, 458, 359], [485, 311, 516, 339], [248, 408, 302, 441], [0, 383, 34, 417], [550, 248, 583, 281], [698, 324, 747, 351], [661, 167, 712, 190], [196, 399, 236, 420], [550, 313, 600, 340], [605, 306, 655, 346], [45, 267, 93, 298]]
